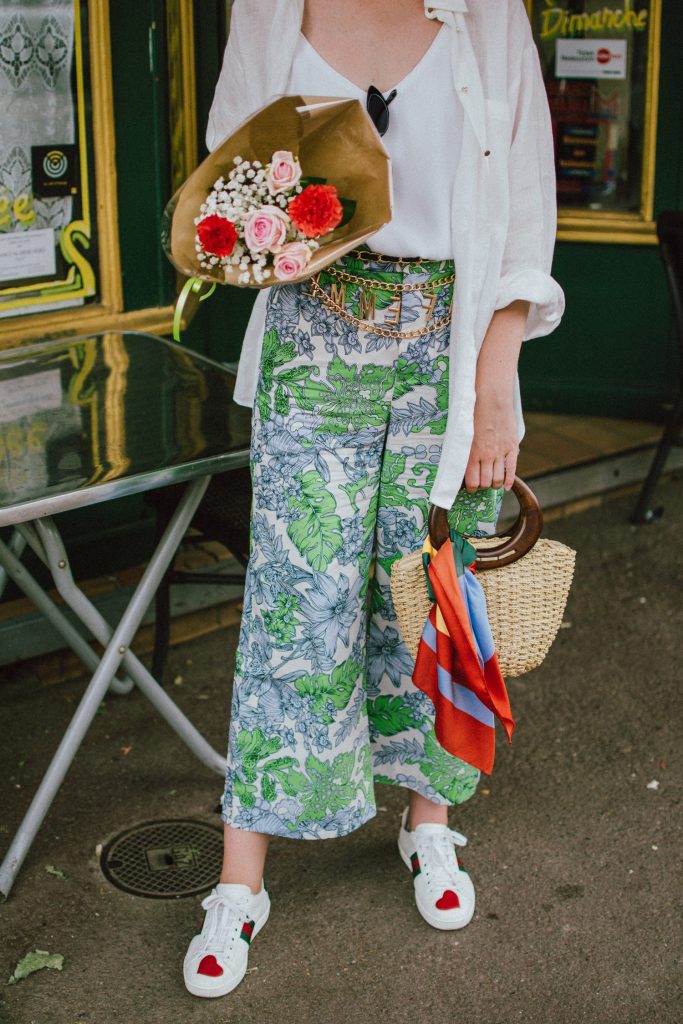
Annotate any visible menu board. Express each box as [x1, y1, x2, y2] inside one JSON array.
[[526, 1, 655, 215], [0, 0, 98, 319]]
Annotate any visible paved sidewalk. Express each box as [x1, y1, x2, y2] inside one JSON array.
[[1, 475, 682, 1024]]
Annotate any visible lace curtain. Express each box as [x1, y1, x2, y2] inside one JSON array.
[[0, 1, 75, 235]]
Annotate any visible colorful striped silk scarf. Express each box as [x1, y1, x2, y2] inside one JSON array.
[[411, 531, 515, 774]]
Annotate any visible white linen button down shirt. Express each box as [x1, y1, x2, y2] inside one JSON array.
[[206, 0, 565, 509]]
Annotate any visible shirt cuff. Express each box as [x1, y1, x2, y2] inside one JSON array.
[[494, 269, 565, 341]]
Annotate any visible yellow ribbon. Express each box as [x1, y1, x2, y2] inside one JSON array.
[[172, 276, 217, 342]]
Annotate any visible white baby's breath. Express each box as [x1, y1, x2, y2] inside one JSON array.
[[196, 150, 344, 287]]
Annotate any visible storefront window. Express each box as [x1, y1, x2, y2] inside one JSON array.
[[526, 0, 661, 242], [0, 0, 99, 319]]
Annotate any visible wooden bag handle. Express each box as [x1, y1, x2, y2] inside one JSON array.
[[427, 476, 544, 570]]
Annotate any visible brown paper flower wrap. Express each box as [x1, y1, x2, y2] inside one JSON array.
[[162, 95, 393, 290]]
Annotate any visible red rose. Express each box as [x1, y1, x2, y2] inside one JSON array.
[[288, 184, 343, 238], [197, 214, 238, 257]]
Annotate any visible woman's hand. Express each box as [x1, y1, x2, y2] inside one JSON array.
[[465, 388, 519, 491], [463, 298, 530, 493]]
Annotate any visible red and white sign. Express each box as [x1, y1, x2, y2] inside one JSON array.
[[555, 39, 627, 79]]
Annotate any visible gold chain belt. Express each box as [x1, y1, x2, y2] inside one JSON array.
[[346, 247, 449, 266], [323, 264, 456, 295], [308, 273, 454, 341]]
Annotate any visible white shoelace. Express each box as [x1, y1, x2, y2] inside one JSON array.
[[417, 827, 468, 891], [198, 891, 249, 955]]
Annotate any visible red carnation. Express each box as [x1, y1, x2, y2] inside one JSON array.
[[197, 214, 238, 257], [288, 184, 343, 238]]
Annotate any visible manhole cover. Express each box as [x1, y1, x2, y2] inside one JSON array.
[[100, 819, 223, 899]]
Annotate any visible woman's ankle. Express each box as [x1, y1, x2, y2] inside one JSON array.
[[407, 791, 449, 830], [218, 872, 263, 894], [220, 822, 270, 893]]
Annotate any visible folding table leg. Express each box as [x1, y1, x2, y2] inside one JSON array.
[[0, 530, 26, 599], [0, 476, 224, 899], [0, 536, 125, 680], [34, 517, 226, 772], [14, 522, 134, 696]]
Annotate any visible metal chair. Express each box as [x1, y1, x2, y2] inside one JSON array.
[[631, 210, 683, 524], [144, 465, 252, 683]]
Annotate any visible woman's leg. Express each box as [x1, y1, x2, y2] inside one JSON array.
[[220, 825, 270, 892], [408, 790, 448, 829], [367, 262, 484, 811], [362, 259, 505, 929], [220, 279, 398, 841]]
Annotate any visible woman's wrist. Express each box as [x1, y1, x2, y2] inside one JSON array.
[[474, 377, 515, 406], [464, 300, 529, 492]]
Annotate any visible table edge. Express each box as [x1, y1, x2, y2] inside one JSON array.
[[0, 449, 250, 527]]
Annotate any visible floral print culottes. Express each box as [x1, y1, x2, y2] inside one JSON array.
[[221, 252, 504, 839]]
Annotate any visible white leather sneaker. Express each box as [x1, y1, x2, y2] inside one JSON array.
[[183, 882, 270, 998], [398, 806, 476, 930]]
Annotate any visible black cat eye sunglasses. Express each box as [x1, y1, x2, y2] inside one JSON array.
[[366, 85, 397, 137]]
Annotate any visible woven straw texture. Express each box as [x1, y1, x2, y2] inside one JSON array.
[[390, 536, 576, 677]]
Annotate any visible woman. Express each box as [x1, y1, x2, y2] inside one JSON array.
[[184, 0, 564, 998]]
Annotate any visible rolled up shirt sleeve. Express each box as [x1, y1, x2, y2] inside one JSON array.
[[494, 37, 565, 340]]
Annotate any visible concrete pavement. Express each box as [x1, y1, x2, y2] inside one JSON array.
[[1, 474, 681, 1024]]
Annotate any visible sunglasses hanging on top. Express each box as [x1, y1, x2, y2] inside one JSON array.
[[366, 85, 397, 137]]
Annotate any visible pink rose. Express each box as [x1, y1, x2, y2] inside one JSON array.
[[243, 205, 289, 253], [273, 241, 312, 281], [266, 150, 302, 195]]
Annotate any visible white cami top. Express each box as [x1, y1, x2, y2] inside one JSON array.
[[285, 25, 462, 259]]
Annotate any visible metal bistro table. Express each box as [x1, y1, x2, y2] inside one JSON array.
[[0, 331, 251, 898]]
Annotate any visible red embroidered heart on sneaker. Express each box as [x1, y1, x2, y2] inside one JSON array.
[[197, 954, 224, 977], [435, 889, 460, 910]]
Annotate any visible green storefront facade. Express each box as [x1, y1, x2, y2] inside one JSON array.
[[0, 0, 681, 586]]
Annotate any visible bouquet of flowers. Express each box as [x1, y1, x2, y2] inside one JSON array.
[[195, 150, 356, 285], [163, 95, 392, 292]]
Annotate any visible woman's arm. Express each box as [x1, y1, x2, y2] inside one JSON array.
[[465, 298, 529, 493], [463, 5, 565, 496]]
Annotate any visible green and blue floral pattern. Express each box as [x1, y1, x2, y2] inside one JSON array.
[[222, 254, 503, 839]]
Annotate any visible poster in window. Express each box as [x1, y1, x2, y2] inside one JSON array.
[[527, 1, 654, 215], [0, 0, 98, 320]]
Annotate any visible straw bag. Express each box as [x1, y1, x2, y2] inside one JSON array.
[[390, 478, 576, 677]]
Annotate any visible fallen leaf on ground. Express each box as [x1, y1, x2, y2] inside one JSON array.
[[45, 864, 66, 880], [120, 746, 132, 756], [8, 950, 64, 985]]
